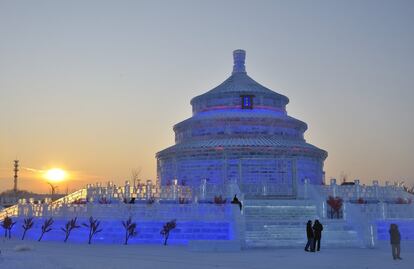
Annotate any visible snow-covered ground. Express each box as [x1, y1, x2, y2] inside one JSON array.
[[0, 239, 412, 269]]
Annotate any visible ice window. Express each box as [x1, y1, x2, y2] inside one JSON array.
[[241, 95, 254, 109]]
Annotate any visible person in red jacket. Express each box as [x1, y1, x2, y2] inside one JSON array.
[[389, 224, 402, 260]]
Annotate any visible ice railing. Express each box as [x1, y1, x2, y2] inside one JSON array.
[[84, 180, 193, 203], [316, 178, 414, 202], [303, 178, 414, 247], [0, 179, 242, 221], [51, 189, 87, 206], [0, 204, 19, 222], [86, 178, 243, 202], [12, 202, 237, 221], [299, 178, 414, 220]]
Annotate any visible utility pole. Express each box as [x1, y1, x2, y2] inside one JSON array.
[[13, 160, 19, 193]]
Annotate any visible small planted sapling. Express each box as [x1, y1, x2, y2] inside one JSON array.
[[82, 216, 102, 244], [38, 218, 54, 242], [21, 217, 34, 240], [62, 217, 80, 243], [160, 219, 176, 246], [1, 216, 16, 239], [122, 217, 137, 245]]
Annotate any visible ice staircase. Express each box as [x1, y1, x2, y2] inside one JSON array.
[[243, 199, 363, 248]]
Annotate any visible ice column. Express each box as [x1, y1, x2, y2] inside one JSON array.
[[146, 180, 152, 200]]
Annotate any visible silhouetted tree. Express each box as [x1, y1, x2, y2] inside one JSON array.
[[62, 217, 80, 243], [1, 216, 16, 239], [131, 168, 141, 191], [161, 219, 176, 246], [122, 217, 137, 245], [21, 217, 34, 240], [38, 218, 54, 242], [82, 216, 102, 244]]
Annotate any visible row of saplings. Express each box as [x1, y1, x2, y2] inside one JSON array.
[[1, 216, 176, 245]]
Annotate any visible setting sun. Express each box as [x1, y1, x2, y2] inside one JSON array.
[[44, 168, 66, 182]]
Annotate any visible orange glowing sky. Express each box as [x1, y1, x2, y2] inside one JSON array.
[[1, 1, 413, 193]]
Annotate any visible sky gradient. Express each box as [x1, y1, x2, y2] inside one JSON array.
[[1, 0, 413, 193]]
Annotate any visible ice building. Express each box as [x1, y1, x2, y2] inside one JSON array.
[[156, 50, 327, 197], [1, 50, 413, 249]]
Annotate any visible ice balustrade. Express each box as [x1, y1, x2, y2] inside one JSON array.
[[2, 178, 413, 222], [85, 180, 192, 203], [321, 179, 413, 202], [297, 178, 414, 221], [14, 202, 237, 222], [51, 189, 87, 207], [343, 202, 412, 220], [0, 204, 19, 221]]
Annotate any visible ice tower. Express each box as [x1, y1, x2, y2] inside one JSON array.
[[156, 50, 327, 198]]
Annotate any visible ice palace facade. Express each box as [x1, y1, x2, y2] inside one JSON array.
[[1, 50, 413, 249]]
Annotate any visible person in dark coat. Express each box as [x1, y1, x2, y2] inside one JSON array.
[[304, 220, 315, 252], [231, 195, 242, 211], [313, 219, 323, 251], [389, 224, 402, 260]]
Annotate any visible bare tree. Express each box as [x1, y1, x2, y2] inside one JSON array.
[[21, 217, 34, 240], [122, 217, 137, 245], [131, 168, 142, 191], [1, 216, 16, 239], [47, 182, 59, 196], [82, 217, 102, 244], [340, 172, 348, 184], [160, 219, 176, 246], [38, 218, 54, 241], [62, 217, 80, 243]]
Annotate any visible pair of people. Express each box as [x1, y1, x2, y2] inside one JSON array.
[[304, 220, 323, 252]]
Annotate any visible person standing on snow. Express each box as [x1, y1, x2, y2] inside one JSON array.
[[304, 220, 315, 252], [389, 223, 402, 260], [313, 219, 323, 251]]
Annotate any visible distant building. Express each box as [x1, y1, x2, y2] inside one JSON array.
[[156, 50, 327, 197]]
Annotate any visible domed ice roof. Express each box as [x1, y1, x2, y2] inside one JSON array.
[[156, 49, 328, 160], [190, 50, 289, 105]]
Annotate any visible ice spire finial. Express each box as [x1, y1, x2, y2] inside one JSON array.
[[232, 49, 246, 74]]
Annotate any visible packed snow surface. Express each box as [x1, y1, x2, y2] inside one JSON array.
[[0, 239, 412, 269]]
